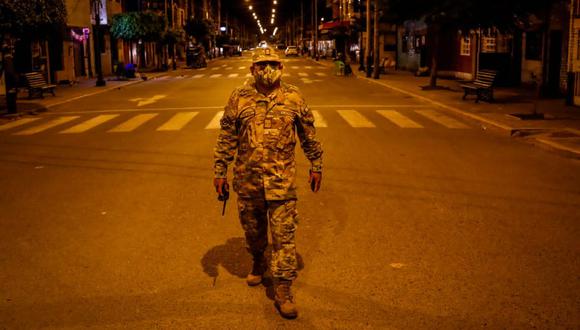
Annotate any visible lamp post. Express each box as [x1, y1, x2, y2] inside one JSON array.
[[92, 0, 106, 86]]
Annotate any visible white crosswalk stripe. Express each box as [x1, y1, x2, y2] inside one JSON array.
[[239, 66, 246, 70], [305, 66, 313, 69], [415, 109, 469, 128], [205, 111, 224, 129], [314, 72, 327, 77], [108, 113, 157, 132], [14, 116, 79, 135], [192, 74, 204, 78], [377, 110, 423, 128], [228, 73, 239, 78], [211, 67, 219, 71], [245, 73, 252, 78], [312, 110, 327, 128], [291, 66, 299, 69], [157, 112, 198, 131], [298, 72, 308, 77], [0, 118, 40, 131], [337, 110, 375, 127], [209, 74, 222, 78], [282, 73, 291, 77], [60, 114, 120, 133], [2, 109, 472, 135]]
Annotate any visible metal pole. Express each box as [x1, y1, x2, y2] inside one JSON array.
[[372, 0, 379, 79], [365, 0, 371, 77], [314, 0, 318, 60], [93, 0, 105, 86]]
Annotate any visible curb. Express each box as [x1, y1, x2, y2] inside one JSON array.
[[307, 58, 580, 157]]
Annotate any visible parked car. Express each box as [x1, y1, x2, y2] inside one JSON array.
[[285, 46, 299, 57]]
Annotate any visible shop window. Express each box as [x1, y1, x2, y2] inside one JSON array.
[[525, 32, 542, 60], [460, 36, 471, 56]]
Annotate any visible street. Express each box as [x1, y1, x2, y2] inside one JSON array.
[[0, 53, 579, 328]]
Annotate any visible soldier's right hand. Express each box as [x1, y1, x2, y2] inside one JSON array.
[[213, 178, 228, 197]]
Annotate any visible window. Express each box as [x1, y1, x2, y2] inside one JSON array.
[[575, 0, 580, 17], [481, 37, 497, 53], [460, 36, 471, 56], [525, 32, 542, 60]]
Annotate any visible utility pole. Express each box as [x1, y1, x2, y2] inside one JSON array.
[[93, 0, 106, 86], [365, 0, 371, 77]]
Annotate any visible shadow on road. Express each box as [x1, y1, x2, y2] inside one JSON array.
[[201, 237, 304, 300]]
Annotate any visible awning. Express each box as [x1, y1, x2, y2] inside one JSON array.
[[319, 20, 351, 31]]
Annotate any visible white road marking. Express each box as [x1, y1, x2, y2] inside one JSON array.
[[291, 66, 299, 69], [198, 68, 207, 71], [282, 73, 291, 77], [312, 110, 327, 128], [225, 67, 234, 70], [205, 111, 224, 129], [209, 74, 222, 78], [337, 110, 375, 128], [59, 114, 120, 133], [14, 116, 79, 135], [300, 78, 313, 84], [228, 73, 239, 78], [221, 65, 227, 67], [415, 109, 469, 128], [157, 112, 198, 131], [211, 67, 219, 71], [305, 66, 313, 69], [108, 113, 158, 132], [130, 95, 167, 107], [238, 66, 246, 70], [315, 72, 327, 77], [192, 74, 204, 78], [155, 76, 169, 80], [298, 72, 308, 77], [377, 110, 423, 128], [0, 118, 40, 131], [245, 73, 252, 78]]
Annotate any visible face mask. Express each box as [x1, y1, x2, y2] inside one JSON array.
[[253, 63, 282, 87]]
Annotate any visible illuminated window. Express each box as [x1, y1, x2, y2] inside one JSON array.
[[460, 36, 471, 56]]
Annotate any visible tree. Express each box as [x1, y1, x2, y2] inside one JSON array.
[[386, 0, 552, 87], [110, 11, 165, 66], [185, 18, 214, 48], [0, 0, 67, 112]]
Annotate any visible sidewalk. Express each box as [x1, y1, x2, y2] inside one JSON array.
[[0, 70, 170, 118], [310, 57, 580, 158]]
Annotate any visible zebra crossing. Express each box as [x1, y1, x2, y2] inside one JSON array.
[[155, 64, 330, 80], [0, 108, 473, 136]]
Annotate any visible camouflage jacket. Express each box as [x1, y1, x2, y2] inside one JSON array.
[[214, 81, 323, 200]]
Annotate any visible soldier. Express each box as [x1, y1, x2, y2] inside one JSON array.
[[213, 47, 323, 319]]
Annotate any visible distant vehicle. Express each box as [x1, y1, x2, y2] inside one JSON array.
[[285, 46, 299, 57], [231, 45, 242, 56]]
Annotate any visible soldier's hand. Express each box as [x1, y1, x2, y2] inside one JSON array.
[[309, 171, 322, 192], [214, 178, 228, 197]]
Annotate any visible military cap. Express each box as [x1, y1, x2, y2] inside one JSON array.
[[252, 47, 281, 63]]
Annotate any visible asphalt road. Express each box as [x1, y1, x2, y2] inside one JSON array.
[[0, 52, 578, 328]]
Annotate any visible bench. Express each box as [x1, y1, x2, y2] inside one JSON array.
[[23, 72, 56, 99], [461, 69, 497, 103]]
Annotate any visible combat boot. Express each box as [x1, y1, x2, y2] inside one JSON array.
[[274, 279, 298, 319], [246, 255, 266, 286]]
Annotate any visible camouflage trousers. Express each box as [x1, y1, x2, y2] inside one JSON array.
[[237, 197, 298, 280]]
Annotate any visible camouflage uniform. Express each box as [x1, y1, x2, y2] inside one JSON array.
[[214, 80, 323, 280]]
